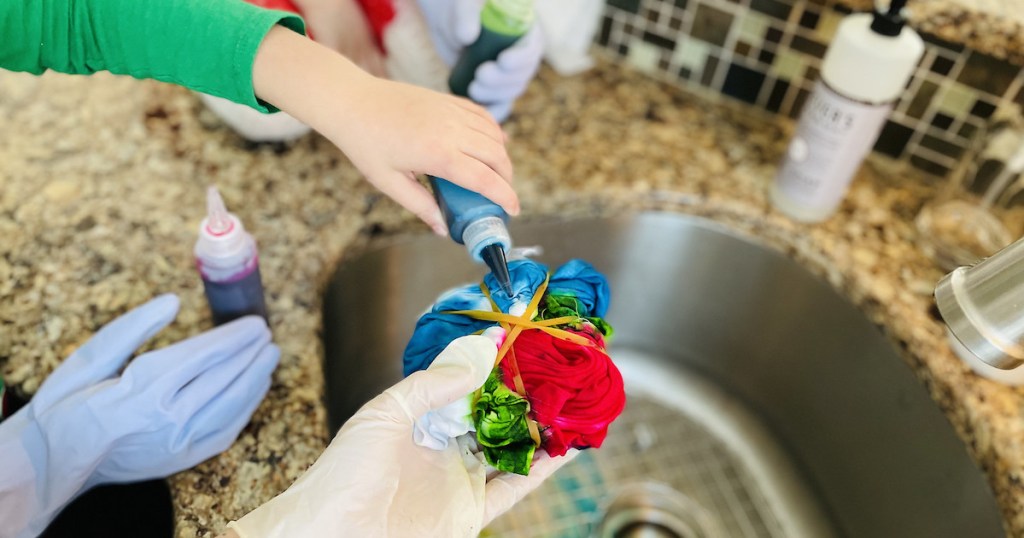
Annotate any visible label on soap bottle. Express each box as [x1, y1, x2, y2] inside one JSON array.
[[774, 80, 893, 220]]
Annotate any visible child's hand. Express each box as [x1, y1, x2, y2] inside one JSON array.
[[293, 0, 387, 77], [253, 26, 518, 235]]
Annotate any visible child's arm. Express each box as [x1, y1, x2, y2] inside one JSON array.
[[253, 25, 517, 233], [1, 0, 518, 232]]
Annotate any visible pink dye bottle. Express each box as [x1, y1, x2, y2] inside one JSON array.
[[194, 186, 268, 325]]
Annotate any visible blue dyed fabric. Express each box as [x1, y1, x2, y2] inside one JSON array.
[[402, 259, 611, 376]]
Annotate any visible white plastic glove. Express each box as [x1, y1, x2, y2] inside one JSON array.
[[228, 334, 575, 537], [416, 0, 544, 121], [0, 294, 280, 538]]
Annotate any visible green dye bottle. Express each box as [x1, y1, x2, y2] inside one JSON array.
[[447, 0, 536, 98]]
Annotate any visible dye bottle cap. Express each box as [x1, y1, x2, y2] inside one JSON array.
[[194, 186, 258, 282]]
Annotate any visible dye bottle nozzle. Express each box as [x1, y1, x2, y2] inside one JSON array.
[[429, 0, 535, 296], [194, 186, 268, 325]]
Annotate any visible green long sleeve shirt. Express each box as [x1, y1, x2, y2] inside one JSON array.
[[0, 0, 305, 112]]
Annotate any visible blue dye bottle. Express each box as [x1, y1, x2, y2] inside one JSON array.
[[194, 186, 268, 325]]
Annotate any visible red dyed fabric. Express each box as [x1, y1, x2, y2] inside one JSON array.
[[500, 327, 626, 457], [354, 0, 397, 51]]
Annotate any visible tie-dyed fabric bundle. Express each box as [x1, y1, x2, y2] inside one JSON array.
[[403, 260, 626, 475]]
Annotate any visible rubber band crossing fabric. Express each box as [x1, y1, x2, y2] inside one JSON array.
[[403, 259, 626, 475]]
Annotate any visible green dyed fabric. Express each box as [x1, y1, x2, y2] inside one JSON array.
[[0, 0, 305, 112], [473, 371, 535, 475], [537, 294, 614, 339]]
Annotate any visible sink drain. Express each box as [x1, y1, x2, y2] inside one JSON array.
[[594, 483, 721, 538]]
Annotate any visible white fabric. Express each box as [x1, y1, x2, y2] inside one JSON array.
[[413, 326, 505, 450]]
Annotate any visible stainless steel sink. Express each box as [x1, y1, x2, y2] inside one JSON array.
[[323, 212, 1004, 537]]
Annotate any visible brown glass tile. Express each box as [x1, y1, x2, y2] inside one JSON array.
[[645, 7, 660, 23], [910, 154, 952, 177], [702, 55, 720, 87], [765, 27, 783, 44], [906, 80, 938, 119], [790, 35, 827, 58], [919, 134, 967, 160], [691, 4, 734, 47], [669, 16, 684, 31], [758, 49, 775, 65], [958, 122, 978, 140], [735, 41, 752, 57], [790, 87, 811, 119], [957, 51, 1017, 95]]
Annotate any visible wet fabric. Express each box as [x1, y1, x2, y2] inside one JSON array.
[[403, 259, 624, 475]]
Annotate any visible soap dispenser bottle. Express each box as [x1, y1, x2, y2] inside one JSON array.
[[771, 0, 924, 222]]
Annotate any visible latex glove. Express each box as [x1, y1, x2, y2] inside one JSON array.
[[417, 0, 544, 121], [0, 295, 280, 538], [228, 334, 575, 537]]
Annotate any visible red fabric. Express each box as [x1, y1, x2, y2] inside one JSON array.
[[355, 0, 397, 51], [500, 328, 626, 457]]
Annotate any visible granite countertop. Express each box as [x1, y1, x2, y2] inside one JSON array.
[[838, 0, 1024, 64], [3, 60, 1024, 536]]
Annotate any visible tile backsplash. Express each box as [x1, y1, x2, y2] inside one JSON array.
[[596, 0, 1024, 181]]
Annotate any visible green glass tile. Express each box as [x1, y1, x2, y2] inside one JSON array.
[[937, 83, 978, 118], [770, 49, 804, 81], [739, 11, 770, 41], [816, 10, 842, 42], [628, 40, 662, 74], [672, 36, 711, 70]]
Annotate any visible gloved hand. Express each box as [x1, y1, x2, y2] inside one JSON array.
[[417, 0, 544, 122], [228, 334, 575, 537], [0, 294, 280, 538]]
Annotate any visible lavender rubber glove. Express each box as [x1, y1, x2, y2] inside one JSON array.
[[0, 294, 279, 538], [417, 0, 544, 121]]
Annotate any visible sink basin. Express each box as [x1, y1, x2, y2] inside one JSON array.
[[323, 212, 1004, 537]]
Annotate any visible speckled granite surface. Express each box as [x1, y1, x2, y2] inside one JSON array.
[[3, 60, 1024, 536], [841, 0, 1024, 64]]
